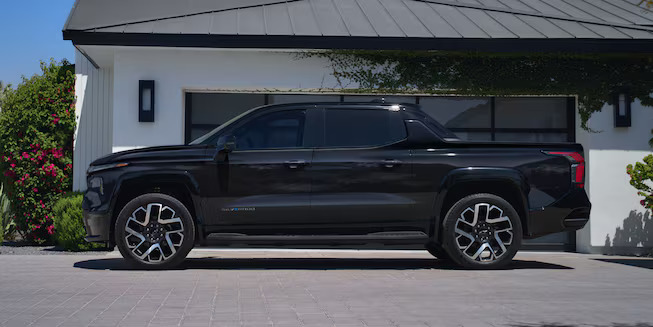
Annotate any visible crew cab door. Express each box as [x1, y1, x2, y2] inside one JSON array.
[[309, 105, 421, 232], [208, 105, 318, 227]]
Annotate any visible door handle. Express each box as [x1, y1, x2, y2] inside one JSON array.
[[284, 160, 307, 169], [383, 159, 402, 168]]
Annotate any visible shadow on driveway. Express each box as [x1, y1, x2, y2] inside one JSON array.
[[73, 257, 572, 271], [594, 258, 653, 270]]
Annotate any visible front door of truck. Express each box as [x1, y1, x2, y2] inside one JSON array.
[[208, 106, 317, 228]]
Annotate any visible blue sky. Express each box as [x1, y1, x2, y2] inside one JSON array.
[[0, 0, 76, 87]]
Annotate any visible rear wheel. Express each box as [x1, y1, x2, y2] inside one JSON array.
[[442, 193, 522, 269], [115, 193, 195, 269]]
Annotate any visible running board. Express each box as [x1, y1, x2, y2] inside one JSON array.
[[205, 231, 428, 245]]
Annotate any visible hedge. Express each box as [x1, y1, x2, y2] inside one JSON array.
[[52, 193, 103, 251]]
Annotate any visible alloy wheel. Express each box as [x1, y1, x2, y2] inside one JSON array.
[[454, 203, 514, 262], [124, 203, 185, 263]]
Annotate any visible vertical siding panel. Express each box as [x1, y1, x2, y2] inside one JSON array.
[[73, 50, 82, 191], [86, 63, 93, 178], [92, 66, 99, 166], [108, 69, 113, 156], [72, 49, 113, 191]]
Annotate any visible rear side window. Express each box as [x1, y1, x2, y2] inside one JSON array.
[[323, 109, 407, 148]]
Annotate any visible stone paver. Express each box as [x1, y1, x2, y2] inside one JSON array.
[[0, 249, 651, 327]]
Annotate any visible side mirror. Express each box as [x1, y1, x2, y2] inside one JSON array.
[[222, 136, 236, 153]]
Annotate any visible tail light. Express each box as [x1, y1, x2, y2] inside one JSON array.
[[544, 151, 585, 188]]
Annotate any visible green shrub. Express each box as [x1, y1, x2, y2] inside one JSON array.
[[52, 193, 101, 251], [627, 154, 653, 211], [0, 60, 75, 243]]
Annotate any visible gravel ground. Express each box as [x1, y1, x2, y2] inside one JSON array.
[[0, 241, 111, 255]]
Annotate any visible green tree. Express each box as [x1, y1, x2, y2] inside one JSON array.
[[0, 60, 75, 243]]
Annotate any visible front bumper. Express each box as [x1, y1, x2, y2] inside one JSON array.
[[526, 188, 591, 239], [82, 210, 111, 243]]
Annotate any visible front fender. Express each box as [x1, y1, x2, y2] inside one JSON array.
[[108, 169, 203, 222]]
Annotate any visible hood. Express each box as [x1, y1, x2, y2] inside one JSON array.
[[90, 144, 211, 166]]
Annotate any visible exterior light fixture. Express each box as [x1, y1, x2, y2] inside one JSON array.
[[613, 92, 631, 127], [139, 80, 155, 122]]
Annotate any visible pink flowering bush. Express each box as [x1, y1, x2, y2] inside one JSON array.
[[627, 154, 653, 211], [0, 60, 75, 243]]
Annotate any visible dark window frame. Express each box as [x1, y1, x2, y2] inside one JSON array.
[[184, 93, 576, 144], [447, 97, 575, 142]]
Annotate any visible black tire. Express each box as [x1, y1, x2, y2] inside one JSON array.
[[425, 242, 452, 262], [442, 193, 522, 269], [115, 193, 195, 269]]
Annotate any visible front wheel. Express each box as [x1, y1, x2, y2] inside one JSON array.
[[442, 193, 522, 269], [115, 193, 195, 269]]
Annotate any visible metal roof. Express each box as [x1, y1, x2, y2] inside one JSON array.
[[63, 0, 653, 52]]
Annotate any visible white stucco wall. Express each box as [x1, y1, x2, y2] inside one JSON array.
[[576, 99, 653, 253], [112, 48, 340, 153]]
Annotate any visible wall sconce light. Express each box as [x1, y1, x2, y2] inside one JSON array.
[[613, 92, 631, 127], [139, 80, 154, 122]]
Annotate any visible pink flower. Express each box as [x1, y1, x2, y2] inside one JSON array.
[[10, 163, 15, 168], [32, 187, 38, 193], [22, 152, 29, 159], [47, 225, 54, 235], [641, 200, 647, 207]]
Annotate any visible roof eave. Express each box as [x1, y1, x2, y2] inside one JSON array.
[[63, 31, 653, 53]]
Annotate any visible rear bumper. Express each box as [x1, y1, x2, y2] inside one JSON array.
[[526, 188, 591, 239], [82, 210, 111, 243]]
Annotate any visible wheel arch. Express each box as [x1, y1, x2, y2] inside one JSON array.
[[108, 171, 203, 245], [431, 167, 530, 244]]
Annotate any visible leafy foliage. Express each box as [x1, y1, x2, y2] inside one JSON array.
[[52, 193, 101, 251], [305, 51, 653, 131], [627, 155, 653, 211], [0, 60, 75, 243]]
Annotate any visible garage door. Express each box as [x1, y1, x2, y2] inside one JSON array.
[[185, 92, 577, 251]]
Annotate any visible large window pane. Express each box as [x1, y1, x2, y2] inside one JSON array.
[[451, 132, 492, 141], [324, 109, 406, 148], [343, 95, 416, 104], [495, 132, 568, 143], [495, 97, 567, 128], [270, 94, 340, 104], [191, 93, 265, 125], [419, 97, 491, 128]]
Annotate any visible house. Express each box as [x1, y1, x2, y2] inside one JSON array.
[[63, 0, 653, 254]]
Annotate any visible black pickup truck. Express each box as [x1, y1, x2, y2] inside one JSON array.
[[82, 102, 590, 269]]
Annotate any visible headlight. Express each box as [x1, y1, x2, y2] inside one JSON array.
[[89, 176, 104, 195], [87, 162, 129, 174]]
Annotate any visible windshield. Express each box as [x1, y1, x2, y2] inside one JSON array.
[[189, 106, 259, 145]]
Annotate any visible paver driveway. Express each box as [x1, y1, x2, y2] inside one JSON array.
[[0, 249, 651, 327]]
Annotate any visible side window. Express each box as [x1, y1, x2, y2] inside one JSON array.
[[232, 110, 306, 150], [323, 109, 407, 148]]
